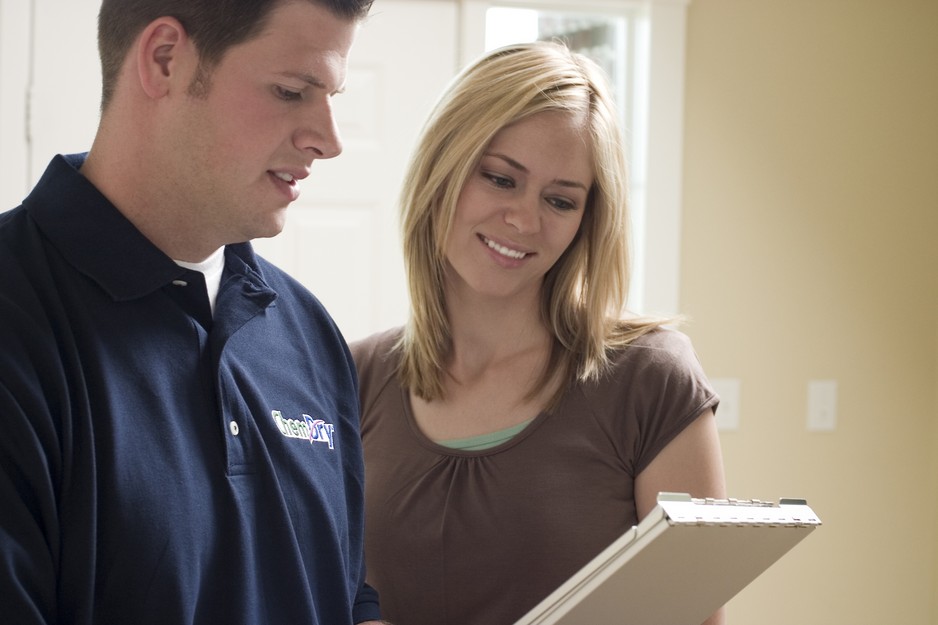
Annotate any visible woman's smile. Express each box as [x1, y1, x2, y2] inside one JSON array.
[[479, 234, 531, 260]]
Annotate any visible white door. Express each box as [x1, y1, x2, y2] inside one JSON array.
[[252, 1, 459, 341], [0, 0, 102, 207]]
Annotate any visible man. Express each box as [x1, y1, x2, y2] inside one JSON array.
[[0, 0, 387, 623]]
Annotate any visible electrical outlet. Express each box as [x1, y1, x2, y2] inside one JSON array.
[[807, 380, 837, 431], [710, 378, 740, 432]]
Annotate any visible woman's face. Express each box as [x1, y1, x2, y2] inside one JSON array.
[[443, 110, 593, 304]]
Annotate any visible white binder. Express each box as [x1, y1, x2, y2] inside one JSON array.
[[515, 493, 822, 625]]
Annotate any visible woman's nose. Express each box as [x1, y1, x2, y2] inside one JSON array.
[[503, 193, 541, 234]]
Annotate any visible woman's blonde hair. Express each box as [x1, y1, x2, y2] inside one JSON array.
[[398, 41, 670, 405]]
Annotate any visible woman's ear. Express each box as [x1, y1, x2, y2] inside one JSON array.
[[135, 17, 191, 99]]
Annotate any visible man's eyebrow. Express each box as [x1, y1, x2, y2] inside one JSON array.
[[485, 152, 590, 191], [278, 72, 346, 95]]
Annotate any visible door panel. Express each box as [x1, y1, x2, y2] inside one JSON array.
[[29, 0, 101, 176], [251, 1, 459, 340]]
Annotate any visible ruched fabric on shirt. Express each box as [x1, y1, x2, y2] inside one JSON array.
[[351, 326, 719, 625]]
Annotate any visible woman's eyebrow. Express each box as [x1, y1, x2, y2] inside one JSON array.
[[486, 152, 589, 191]]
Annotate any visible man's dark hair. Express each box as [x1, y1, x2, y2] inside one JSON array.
[[97, 0, 374, 110]]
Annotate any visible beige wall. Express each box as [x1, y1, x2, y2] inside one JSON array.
[[680, 1, 938, 623]]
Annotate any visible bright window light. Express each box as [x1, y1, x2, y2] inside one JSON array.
[[485, 8, 539, 50]]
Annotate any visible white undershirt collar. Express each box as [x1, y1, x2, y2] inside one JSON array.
[[173, 246, 225, 314]]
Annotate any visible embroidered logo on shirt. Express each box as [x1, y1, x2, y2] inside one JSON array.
[[271, 410, 335, 450]]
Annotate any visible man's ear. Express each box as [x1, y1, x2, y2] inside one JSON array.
[[135, 17, 192, 99]]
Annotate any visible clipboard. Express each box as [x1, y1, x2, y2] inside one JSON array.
[[514, 493, 822, 625]]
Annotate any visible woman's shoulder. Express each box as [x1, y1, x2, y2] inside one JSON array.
[[574, 326, 714, 421], [592, 326, 709, 397], [349, 327, 405, 416], [349, 326, 402, 358], [349, 326, 404, 378], [609, 326, 696, 366]]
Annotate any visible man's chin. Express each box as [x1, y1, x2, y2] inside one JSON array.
[[253, 228, 285, 242], [254, 213, 289, 240]]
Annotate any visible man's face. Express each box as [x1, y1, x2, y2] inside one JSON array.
[[165, 1, 357, 249]]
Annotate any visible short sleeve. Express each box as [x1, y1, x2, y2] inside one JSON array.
[[600, 329, 719, 477]]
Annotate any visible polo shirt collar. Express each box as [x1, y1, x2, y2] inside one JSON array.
[[24, 153, 270, 302]]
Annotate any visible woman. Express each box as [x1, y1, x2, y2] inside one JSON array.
[[352, 42, 726, 625]]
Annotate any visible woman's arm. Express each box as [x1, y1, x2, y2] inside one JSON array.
[[634, 408, 727, 625]]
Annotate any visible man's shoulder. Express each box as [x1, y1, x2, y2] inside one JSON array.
[[0, 204, 33, 244], [0, 216, 61, 388], [0, 206, 50, 305], [0, 203, 26, 226]]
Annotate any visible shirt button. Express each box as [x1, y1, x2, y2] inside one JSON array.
[[229, 421, 240, 436]]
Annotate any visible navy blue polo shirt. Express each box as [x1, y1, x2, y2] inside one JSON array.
[[0, 154, 380, 624]]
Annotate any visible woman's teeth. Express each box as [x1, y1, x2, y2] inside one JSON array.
[[273, 172, 294, 182], [484, 237, 526, 259]]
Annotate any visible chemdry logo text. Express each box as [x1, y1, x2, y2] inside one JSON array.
[[271, 410, 335, 450]]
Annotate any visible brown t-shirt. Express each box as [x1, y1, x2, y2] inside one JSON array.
[[351, 327, 718, 625]]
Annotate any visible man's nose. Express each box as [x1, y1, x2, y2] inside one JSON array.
[[294, 99, 342, 159]]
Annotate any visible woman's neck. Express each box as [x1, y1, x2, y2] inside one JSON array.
[[450, 323, 550, 380], [445, 284, 548, 368]]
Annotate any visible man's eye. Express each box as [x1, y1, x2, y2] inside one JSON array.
[[274, 86, 302, 101]]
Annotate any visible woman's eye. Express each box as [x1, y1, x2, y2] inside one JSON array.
[[274, 86, 303, 101], [483, 172, 514, 188], [547, 197, 577, 211]]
